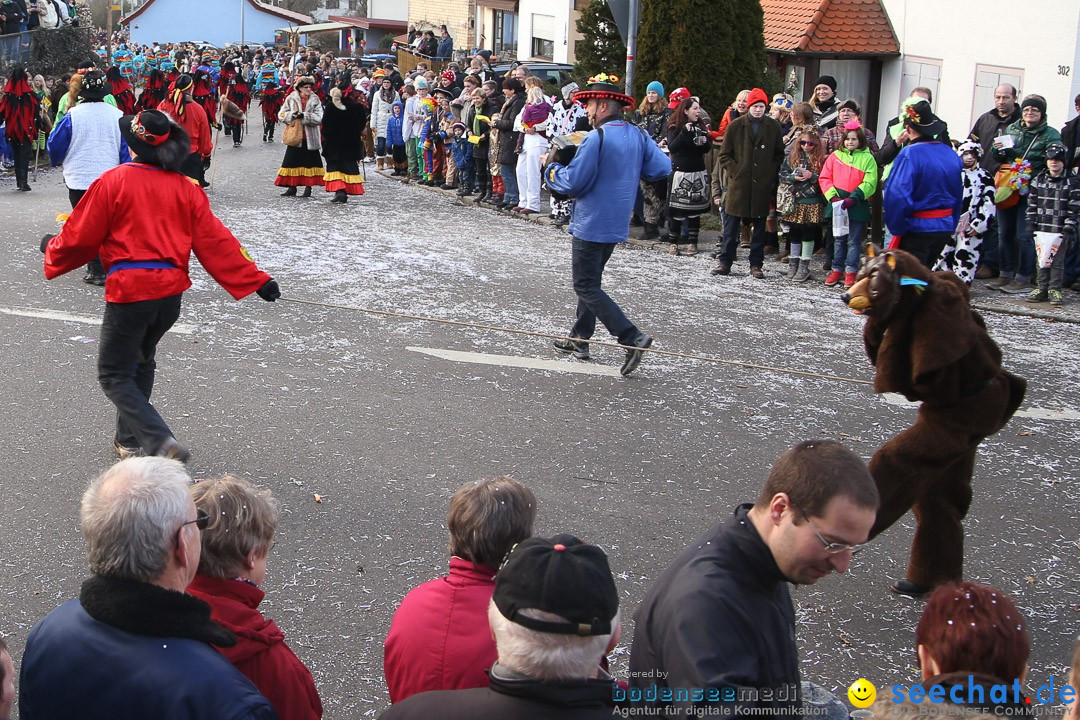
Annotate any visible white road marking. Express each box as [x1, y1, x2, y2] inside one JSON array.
[[0, 307, 196, 335], [880, 392, 1078, 422], [406, 347, 623, 377]]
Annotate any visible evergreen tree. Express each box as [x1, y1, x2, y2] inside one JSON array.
[[573, 0, 627, 83], [636, 0, 766, 120]]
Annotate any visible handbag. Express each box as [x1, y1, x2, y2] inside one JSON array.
[[281, 118, 303, 147], [994, 135, 1037, 209], [776, 181, 795, 216]]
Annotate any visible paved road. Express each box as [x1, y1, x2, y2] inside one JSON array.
[[0, 131, 1077, 718]]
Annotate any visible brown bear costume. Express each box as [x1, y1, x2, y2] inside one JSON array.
[[842, 247, 1026, 596]]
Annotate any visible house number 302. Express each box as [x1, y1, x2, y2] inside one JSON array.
[[1059, 66, 1071, 76]]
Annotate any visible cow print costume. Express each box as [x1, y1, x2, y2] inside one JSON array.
[[934, 140, 996, 284]]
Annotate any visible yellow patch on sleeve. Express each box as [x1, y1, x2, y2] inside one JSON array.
[[239, 246, 254, 263]]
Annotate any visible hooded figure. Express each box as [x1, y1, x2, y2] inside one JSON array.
[[0, 65, 41, 191], [106, 65, 136, 115], [258, 80, 284, 143], [41, 109, 280, 462], [321, 72, 368, 203], [157, 74, 213, 185], [137, 69, 167, 111]]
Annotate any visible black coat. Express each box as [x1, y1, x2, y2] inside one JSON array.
[[494, 92, 526, 166], [970, 106, 1021, 173], [666, 122, 712, 172], [1061, 114, 1080, 173], [628, 504, 801, 716], [322, 96, 368, 163], [378, 666, 615, 720]]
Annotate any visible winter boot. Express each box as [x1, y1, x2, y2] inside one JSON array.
[[281, 186, 297, 197], [301, 186, 312, 198], [685, 229, 699, 255], [643, 222, 659, 239], [330, 189, 348, 203], [792, 258, 812, 283]]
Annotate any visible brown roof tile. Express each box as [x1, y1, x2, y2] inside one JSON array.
[[761, 0, 899, 56]]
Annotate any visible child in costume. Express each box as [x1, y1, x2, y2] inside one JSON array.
[[934, 140, 996, 285]]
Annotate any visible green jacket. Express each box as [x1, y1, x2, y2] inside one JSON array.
[[992, 118, 1062, 178], [819, 147, 878, 222]]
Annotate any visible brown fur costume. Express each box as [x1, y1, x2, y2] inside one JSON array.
[[843, 247, 1026, 589]]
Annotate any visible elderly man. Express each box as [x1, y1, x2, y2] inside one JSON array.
[[544, 72, 671, 376], [629, 440, 879, 716], [19, 458, 277, 719], [378, 534, 620, 719]]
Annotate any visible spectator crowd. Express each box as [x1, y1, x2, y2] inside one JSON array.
[[3, 446, 1078, 719]]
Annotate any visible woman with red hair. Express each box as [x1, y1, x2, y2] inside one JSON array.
[[0, 65, 41, 191], [869, 581, 1034, 718]]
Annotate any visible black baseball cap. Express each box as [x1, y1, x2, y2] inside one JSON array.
[[493, 534, 618, 637]]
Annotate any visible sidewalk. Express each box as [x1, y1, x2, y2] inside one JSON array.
[[378, 168, 1080, 325]]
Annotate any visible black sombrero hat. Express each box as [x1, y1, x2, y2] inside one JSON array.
[[572, 72, 634, 107]]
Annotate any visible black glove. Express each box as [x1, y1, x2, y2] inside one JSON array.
[[40, 234, 55, 253], [202, 156, 211, 170], [256, 279, 281, 302]]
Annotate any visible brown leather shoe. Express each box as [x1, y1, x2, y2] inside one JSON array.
[[975, 265, 998, 280], [749, 266, 765, 279]]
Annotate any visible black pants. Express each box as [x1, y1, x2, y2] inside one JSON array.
[[901, 232, 951, 269], [180, 151, 205, 186], [68, 188, 105, 276], [98, 294, 183, 453], [11, 139, 32, 188], [263, 119, 276, 140]]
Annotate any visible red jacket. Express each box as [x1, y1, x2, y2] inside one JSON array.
[[44, 163, 270, 303], [187, 574, 323, 720], [383, 558, 498, 704], [157, 97, 213, 157]]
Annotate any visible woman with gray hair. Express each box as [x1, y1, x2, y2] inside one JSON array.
[[187, 475, 323, 720]]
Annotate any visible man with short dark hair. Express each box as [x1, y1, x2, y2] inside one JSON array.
[[379, 534, 620, 719], [629, 440, 879, 716], [19, 458, 277, 719], [969, 84, 1021, 279]]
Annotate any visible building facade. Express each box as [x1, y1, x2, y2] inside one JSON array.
[[122, 0, 312, 47], [878, 0, 1080, 137]]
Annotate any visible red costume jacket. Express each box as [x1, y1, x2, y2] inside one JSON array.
[[383, 558, 498, 704], [157, 97, 213, 157], [44, 163, 269, 303], [187, 575, 323, 720]]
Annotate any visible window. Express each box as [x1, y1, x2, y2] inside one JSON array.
[[970, 64, 1024, 130], [899, 56, 942, 109], [493, 10, 518, 59], [325, 0, 340, 9], [531, 13, 555, 60]]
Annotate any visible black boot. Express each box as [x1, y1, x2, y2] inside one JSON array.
[[330, 189, 348, 203], [643, 222, 659, 239], [281, 186, 297, 196], [301, 186, 312, 198]]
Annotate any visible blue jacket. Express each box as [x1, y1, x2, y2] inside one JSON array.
[[436, 35, 453, 60], [884, 138, 964, 237], [386, 102, 405, 148], [546, 119, 671, 243], [20, 591, 277, 720], [451, 136, 473, 169]]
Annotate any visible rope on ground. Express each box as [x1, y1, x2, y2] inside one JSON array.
[[280, 296, 875, 386], [971, 303, 1080, 325]]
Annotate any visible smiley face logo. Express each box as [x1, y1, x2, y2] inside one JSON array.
[[848, 678, 876, 708]]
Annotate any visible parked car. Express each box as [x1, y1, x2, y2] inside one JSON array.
[[490, 61, 574, 95]]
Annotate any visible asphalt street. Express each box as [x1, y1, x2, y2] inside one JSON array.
[[0, 123, 1077, 718]]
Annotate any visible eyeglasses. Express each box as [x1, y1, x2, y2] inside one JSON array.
[[799, 141, 817, 147], [174, 508, 209, 547], [793, 503, 867, 555]]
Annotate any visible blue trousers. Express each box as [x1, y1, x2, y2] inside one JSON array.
[[569, 238, 638, 344]]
